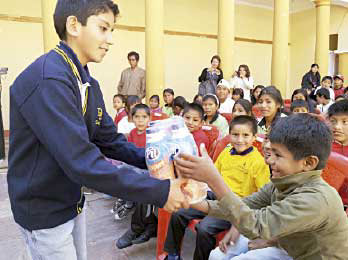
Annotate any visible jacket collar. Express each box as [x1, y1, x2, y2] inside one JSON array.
[[271, 170, 322, 193], [230, 146, 253, 156], [58, 41, 91, 84]]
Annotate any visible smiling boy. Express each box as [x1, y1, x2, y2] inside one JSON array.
[[8, 1, 187, 259], [175, 114, 348, 260]]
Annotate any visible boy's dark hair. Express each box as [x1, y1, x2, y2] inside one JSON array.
[[163, 88, 174, 96], [229, 115, 257, 135], [173, 96, 188, 109], [150, 95, 160, 103], [183, 103, 204, 120], [290, 100, 309, 112], [232, 88, 244, 99], [113, 94, 125, 103], [260, 86, 283, 107], [233, 99, 252, 115], [328, 99, 348, 117], [322, 76, 333, 83], [127, 51, 139, 61], [291, 88, 308, 102], [316, 88, 330, 100], [54, 0, 119, 41], [269, 114, 332, 170], [131, 104, 150, 117], [126, 95, 141, 111]]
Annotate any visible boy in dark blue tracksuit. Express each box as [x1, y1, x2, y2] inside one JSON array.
[[7, 1, 187, 259]]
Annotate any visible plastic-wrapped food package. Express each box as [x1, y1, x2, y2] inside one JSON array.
[[145, 117, 207, 203]]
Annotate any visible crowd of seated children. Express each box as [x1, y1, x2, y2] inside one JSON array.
[[257, 86, 286, 134], [314, 76, 335, 101], [291, 88, 316, 113], [173, 96, 188, 116], [117, 95, 140, 135], [177, 114, 348, 260], [202, 94, 229, 137], [182, 103, 210, 154], [164, 115, 270, 260], [149, 95, 162, 114], [290, 100, 309, 114], [231, 88, 244, 102], [334, 75, 345, 98], [163, 88, 175, 117], [209, 132, 292, 260], [113, 94, 127, 125], [316, 88, 334, 114], [250, 85, 264, 106], [216, 79, 235, 114], [193, 94, 203, 105], [328, 100, 348, 209]]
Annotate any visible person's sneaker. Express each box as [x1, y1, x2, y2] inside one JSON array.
[[110, 199, 125, 214], [114, 204, 134, 220], [116, 229, 139, 249], [132, 232, 152, 244], [165, 254, 182, 260]]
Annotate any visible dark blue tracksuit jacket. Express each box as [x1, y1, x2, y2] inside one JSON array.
[[8, 42, 170, 231]]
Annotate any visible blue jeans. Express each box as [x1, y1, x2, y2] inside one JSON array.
[[19, 209, 87, 260], [209, 234, 292, 260]]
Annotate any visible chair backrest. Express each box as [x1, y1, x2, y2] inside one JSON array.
[[220, 113, 233, 124], [150, 112, 169, 122], [322, 152, 348, 211], [212, 135, 232, 162], [252, 105, 262, 119], [201, 125, 221, 158]]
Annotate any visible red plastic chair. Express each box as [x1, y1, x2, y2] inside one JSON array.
[[252, 105, 262, 119], [202, 125, 221, 158], [221, 113, 233, 124], [151, 112, 169, 122]]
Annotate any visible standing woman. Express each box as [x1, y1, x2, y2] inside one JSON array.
[[257, 86, 287, 134], [301, 64, 321, 90], [198, 55, 223, 96], [229, 64, 254, 101], [202, 94, 229, 137]]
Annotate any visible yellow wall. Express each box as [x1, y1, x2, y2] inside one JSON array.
[[2, 0, 346, 131]]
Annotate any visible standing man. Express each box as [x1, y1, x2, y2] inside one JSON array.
[[117, 51, 146, 99], [8, 1, 187, 260]]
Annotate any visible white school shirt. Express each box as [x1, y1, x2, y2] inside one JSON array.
[[229, 76, 254, 101], [117, 116, 135, 134], [318, 100, 334, 114], [218, 98, 235, 114]]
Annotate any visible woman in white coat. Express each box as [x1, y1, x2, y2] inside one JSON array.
[[229, 64, 254, 101]]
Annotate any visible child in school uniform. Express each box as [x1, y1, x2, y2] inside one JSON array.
[[177, 114, 348, 260], [216, 79, 235, 114], [163, 88, 175, 117], [149, 95, 162, 114], [316, 88, 334, 114], [290, 100, 309, 114], [113, 94, 127, 125], [117, 95, 141, 135]]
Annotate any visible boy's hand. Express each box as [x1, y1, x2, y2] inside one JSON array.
[[219, 226, 240, 253], [174, 144, 219, 184], [248, 239, 271, 250], [163, 179, 190, 213]]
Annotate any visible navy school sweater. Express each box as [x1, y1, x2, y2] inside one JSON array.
[[8, 42, 170, 231]]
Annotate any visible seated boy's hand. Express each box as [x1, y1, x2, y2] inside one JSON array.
[[248, 239, 271, 250], [219, 226, 240, 253], [174, 144, 220, 185], [163, 179, 190, 213]]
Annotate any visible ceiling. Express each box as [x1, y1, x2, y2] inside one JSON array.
[[235, 0, 348, 13]]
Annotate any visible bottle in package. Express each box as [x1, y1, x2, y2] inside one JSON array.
[[168, 117, 208, 204], [145, 127, 175, 180]]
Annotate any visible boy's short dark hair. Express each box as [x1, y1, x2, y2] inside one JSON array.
[[269, 114, 332, 170], [163, 88, 174, 96], [54, 0, 119, 41], [290, 100, 309, 112], [127, 51, 140, 61], [316, 88, 330, 100], [183, 103, 204, 120], [126, 95, 141, 111], [173, 96, 187, 109], [229, 115, 257, 135], [232, 88, 244, 99], [150, 95, 160, 103], [113, 94, 125, 103], [131, 104, 150, 117], [328, 100, 348, 117], [322, 76, 333, 83]]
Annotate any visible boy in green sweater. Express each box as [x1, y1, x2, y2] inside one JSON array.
[[175, 114, 348, 260]]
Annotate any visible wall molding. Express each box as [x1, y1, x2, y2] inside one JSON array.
[[0, 14, 42, 23]]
